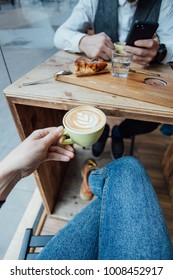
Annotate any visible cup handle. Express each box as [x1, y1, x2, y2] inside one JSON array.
[[62, 128, 74, 145]]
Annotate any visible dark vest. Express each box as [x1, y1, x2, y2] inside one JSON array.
[[94, 0, 162, 42]]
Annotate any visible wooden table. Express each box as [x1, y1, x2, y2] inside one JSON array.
[[4, 50, 173, 213]]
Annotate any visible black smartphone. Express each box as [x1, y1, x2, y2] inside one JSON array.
[[126, 20, 159, 46]]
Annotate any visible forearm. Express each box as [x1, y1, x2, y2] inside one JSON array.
[[54, 27, 86, 53], [158, 1, 173, 63], [0, 158, 21, 201], [54, 0, 96, 52]]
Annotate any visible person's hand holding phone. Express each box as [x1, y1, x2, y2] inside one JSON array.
[[125, 36, 160, 66], [124, 21, 160, 66]]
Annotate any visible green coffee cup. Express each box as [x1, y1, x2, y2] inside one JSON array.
[[62, 105, 106, 147]]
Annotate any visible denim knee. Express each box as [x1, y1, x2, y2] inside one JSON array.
[[92, 156, 151, 198]]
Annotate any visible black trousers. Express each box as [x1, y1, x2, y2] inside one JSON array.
[[118, 119, 160, 138]]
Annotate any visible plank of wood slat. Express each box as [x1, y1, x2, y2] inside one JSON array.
[[56, 67, 173, 108]]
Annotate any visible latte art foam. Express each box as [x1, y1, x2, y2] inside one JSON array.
[[73, 111, 99, 129], [64, 106, 106, 133]]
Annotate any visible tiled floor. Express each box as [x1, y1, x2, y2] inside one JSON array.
[[0, 0, 78, 259]]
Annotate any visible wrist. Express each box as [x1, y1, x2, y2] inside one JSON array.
[[0, 158, 21, 201], [79, 35, 89, 53], [151, 43, 167, 64]]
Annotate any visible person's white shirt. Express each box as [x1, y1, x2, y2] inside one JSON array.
[[54, 0, 173, 63]]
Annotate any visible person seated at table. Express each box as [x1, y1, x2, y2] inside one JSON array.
[[54, 0, 173, 159], [1, 128, 173, 259]]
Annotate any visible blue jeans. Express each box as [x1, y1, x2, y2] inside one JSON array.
[[37, 156, 173, 260]]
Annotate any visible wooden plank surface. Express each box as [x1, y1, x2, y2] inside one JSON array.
[[56, 64, 173, 108], [4, 51, 173, 124], [162, 137, 173, 206]]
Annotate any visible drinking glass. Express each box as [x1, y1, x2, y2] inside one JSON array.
[[111, 49, 132, 78]]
